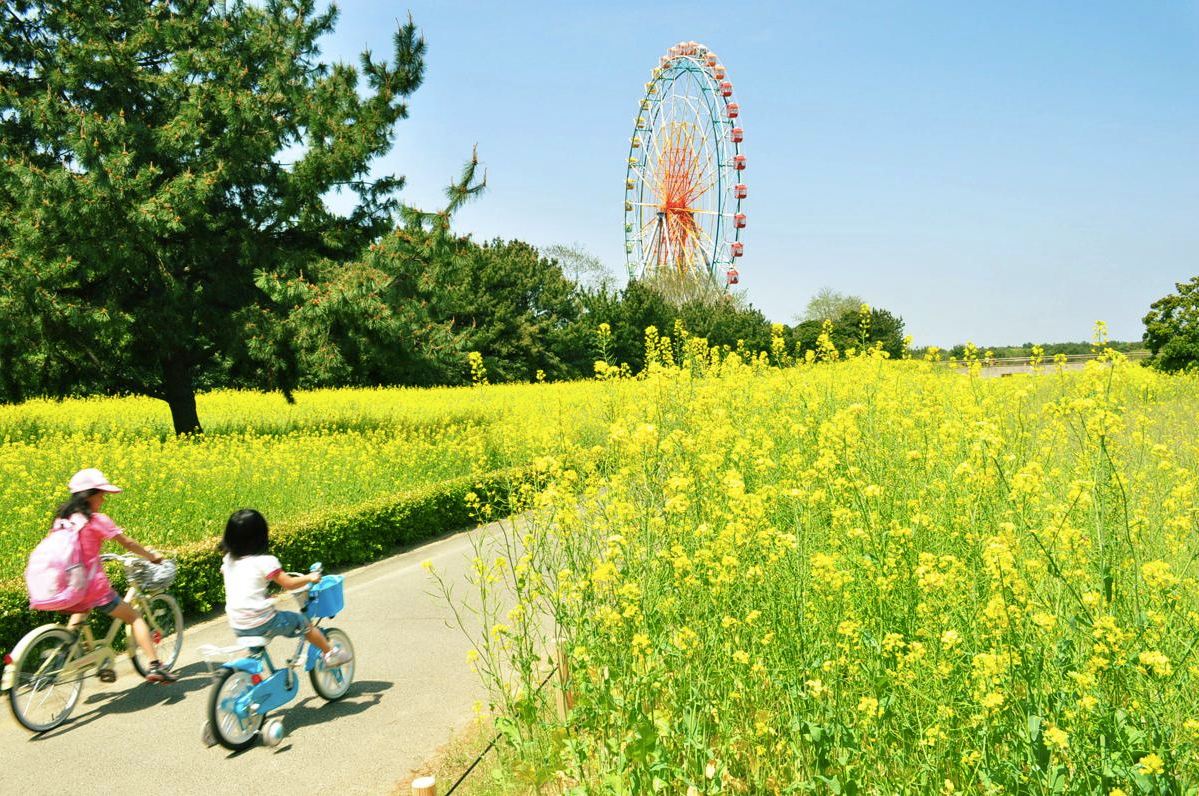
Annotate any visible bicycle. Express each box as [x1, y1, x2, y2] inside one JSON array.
[[1, 553, 183, 732], [200, 563, 354, 751]]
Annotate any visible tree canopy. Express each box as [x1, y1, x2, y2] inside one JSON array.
[[788, 306, 906, 359], [1143, 276, 1199, 373], [799, 287, 865, 323]]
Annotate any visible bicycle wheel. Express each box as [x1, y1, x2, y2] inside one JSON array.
[[7, 627, 84, 732], [309, 628, 354, 701], [130, 593, 184, 676], [207, 668, 263, 751]]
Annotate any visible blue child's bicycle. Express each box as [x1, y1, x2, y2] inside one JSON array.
[[200, 564, 354, 751]]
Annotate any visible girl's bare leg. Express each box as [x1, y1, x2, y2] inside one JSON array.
[[106, 601, 159, 663], [304, 625, 332, 653]]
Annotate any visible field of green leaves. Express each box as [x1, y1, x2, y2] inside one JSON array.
[[448, 344, 1199, 793]]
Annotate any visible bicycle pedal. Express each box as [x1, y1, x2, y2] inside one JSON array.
[[97, 668, 117, 683]]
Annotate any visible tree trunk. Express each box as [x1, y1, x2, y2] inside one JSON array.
[[162, 358, 203, 436]]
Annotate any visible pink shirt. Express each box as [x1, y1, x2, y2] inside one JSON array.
[[66, 512, 122, 611]]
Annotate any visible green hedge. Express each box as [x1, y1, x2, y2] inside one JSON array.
[[0, 467, 532, 658]]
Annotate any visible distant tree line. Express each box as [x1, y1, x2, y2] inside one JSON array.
[[918, 341, 1143, 360]]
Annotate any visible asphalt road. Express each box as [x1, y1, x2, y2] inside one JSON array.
[[3, 522, 504, 795]]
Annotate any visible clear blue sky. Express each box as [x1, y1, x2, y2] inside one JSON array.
[[320, 1, 1198, 346]]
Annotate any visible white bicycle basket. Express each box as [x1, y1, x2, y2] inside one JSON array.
[[123, 558, 177, 592]]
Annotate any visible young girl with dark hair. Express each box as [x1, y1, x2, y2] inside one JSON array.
[[220, 509, 352, 666], [56, 468, 178, 683]]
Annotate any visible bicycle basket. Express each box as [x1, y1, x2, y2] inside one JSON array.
[[306, 575, 344, 618], [124, 559, 177, 592]]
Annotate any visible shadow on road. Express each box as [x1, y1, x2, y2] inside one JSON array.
[[28, 661, 213, 741], [251, 679, 394, 755]]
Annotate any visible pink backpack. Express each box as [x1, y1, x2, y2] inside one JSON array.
[[25, 515, 92, 611]]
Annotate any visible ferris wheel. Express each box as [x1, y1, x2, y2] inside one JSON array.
[[624, 41, 746, 287]]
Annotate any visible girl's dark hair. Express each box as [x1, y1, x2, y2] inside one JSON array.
[[56, 489, 98, 521], [221, 509, 271, 558]]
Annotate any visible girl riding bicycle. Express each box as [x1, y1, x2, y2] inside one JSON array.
[[220, 509, 352, 666], [56, 468, 178, 683]]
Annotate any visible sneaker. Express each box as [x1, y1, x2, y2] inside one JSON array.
[[144, 662, 178, 684], [322, 646, 353, 667]]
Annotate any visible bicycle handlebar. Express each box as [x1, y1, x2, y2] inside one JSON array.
[[99, 553, 142, 563], [100, 551, 173, 564]]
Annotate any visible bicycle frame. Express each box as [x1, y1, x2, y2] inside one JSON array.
[[218, 618, 329, 720], [0, 583, 149, 693], [57, 584, 149, 681]]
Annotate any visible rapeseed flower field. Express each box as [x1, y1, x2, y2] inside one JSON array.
[[0, 382, 614, 581], [452, 336, 1199, 793]]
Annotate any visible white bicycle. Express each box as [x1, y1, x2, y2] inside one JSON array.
[[1, 554, 183, 732]]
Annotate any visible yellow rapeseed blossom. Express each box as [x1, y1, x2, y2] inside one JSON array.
[[1136, 753, 1165, 776]]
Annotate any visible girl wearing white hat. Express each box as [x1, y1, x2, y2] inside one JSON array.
[[55, 469, 178, 683]]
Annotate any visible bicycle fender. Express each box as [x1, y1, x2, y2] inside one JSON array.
[[221, 657, 265, 676], [2, 624, 69, 692]]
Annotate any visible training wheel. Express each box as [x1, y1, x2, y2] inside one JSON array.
[[262, 718, 285, 747], [201, 721, 218, 748]]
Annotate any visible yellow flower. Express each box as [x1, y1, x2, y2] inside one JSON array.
[[1044, 725, 1068, 752], [857, 696, 882, 719], [1138, 650, 1173, 677], [1136, 753, 1165, 776], [1030, 611, 1057, 631], [1141, 560, 1177, 590]]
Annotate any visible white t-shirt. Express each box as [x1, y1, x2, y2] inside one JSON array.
[[221, 553, 283, 630]]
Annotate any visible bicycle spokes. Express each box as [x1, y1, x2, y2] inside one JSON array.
[[8, 629, 84, 732]]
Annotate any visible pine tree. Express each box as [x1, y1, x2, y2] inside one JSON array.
[[0, 1, 427, 432]]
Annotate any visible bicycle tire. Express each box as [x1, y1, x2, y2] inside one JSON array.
[[130, 593, 184, 676], [207, 668, 263, 751], [309, 628, 354, 701], [7, 627, 84, 733]]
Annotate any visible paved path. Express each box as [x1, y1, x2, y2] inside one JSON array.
[[3, 523, 504, 795]]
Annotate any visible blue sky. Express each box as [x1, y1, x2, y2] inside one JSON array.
[[320, 1, 1198, 346]]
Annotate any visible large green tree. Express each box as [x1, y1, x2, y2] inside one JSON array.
[[800, 287, 865, 323], [447, 239, 581, 383], [1143, 276, 1199, 373], [0, 1, 427, 432], [789, 306, 906, 359]]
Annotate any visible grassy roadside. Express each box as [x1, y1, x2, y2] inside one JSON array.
[[395, 714, 510, 796]]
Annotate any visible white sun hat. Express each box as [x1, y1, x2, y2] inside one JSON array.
[[68, 468, 123, 494]]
